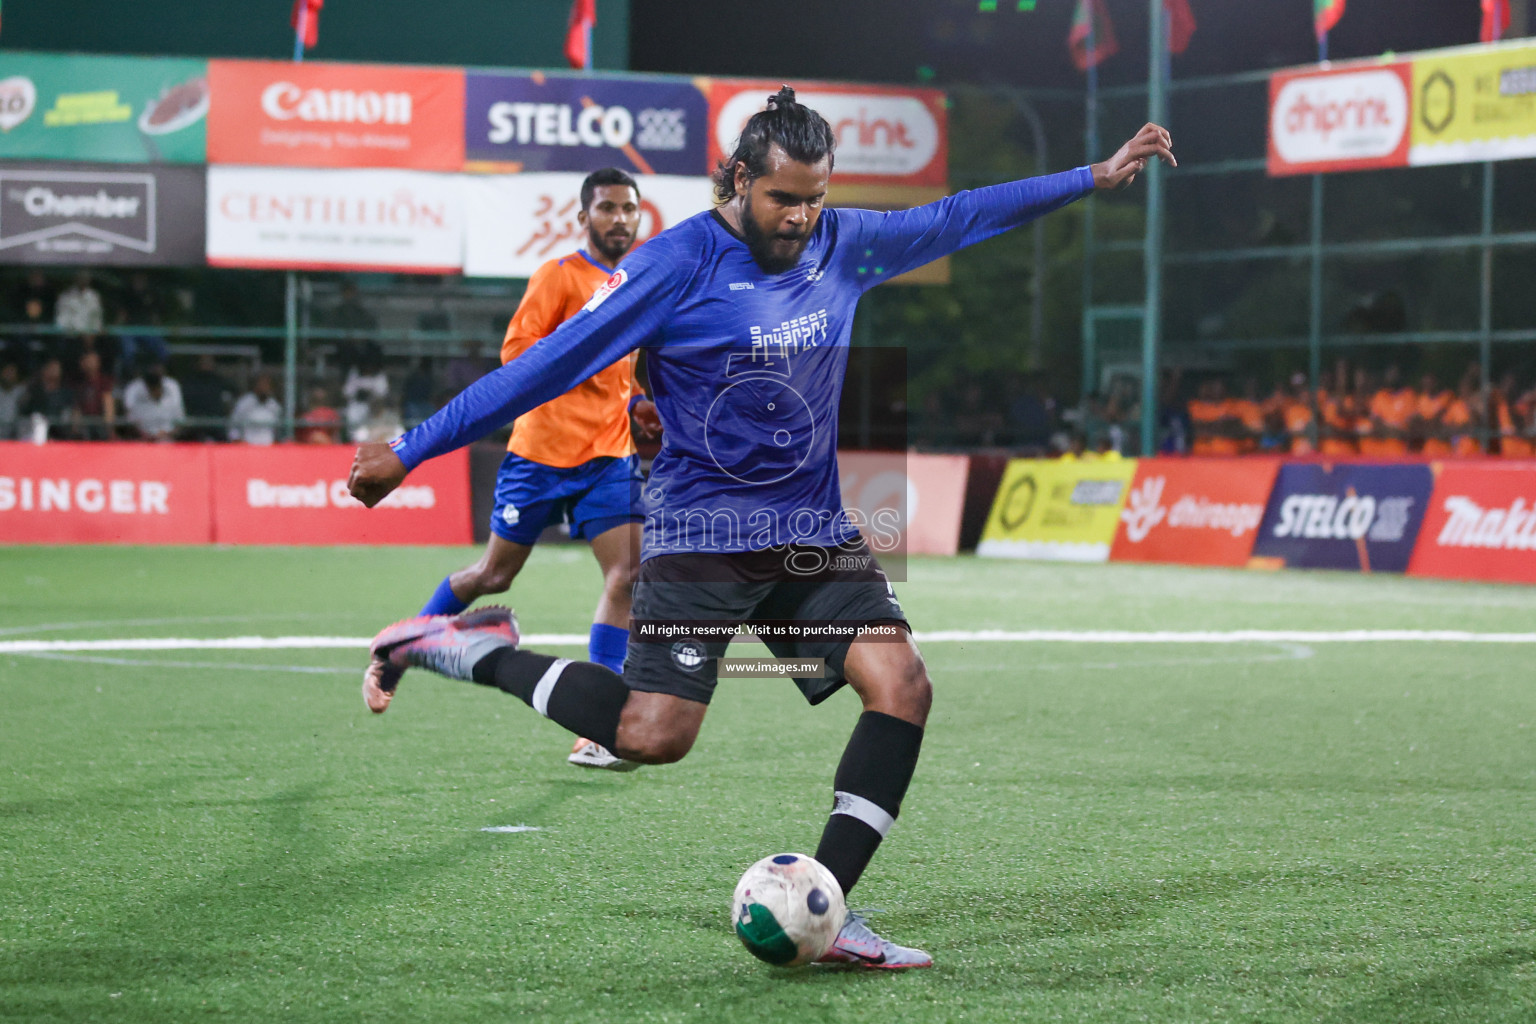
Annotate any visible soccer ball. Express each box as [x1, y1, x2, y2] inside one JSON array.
[[731, 853, 846, 966]]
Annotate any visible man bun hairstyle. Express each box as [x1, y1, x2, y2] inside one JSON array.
[[581, 167, 640, 211], [712, 86, 836, 203]]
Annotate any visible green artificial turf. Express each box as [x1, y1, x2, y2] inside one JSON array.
[[2, 546, 1533, 1022]]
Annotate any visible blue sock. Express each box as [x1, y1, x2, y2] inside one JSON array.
[[588, 623, 629, 676], [420, 576, 470, 617]]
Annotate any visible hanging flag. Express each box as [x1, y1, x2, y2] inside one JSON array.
[[1314, 0, 1345, 41], [565, 0, 597, 71], [291, 0, 324, 51], [1069, 0, 1119, 72], [1165, 0, 1197, 54], [1482, 0, 1511, 43]]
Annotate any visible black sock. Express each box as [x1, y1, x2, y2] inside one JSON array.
[[814, 711, 925, 897], [470, 648, 628, 752]]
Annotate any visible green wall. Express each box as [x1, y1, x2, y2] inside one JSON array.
[[2, 0, 629, 70]]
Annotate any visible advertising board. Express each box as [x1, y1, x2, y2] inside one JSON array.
[[1249, 463, 1434, 573], [1111, 458, 1279, 567], [977, 458, 1137, 562], [1408, 462, 1536, 584], [1410, 41, 1536, 166], [1267, 62, 1413, 176], [837, 451, 969, 558], [0, 162, 205, 266], [0, 442, 212, 543]]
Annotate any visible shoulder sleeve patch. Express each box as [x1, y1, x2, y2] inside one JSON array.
[[582, 269, 628, 313]]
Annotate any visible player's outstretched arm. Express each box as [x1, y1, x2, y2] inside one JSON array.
[[1092, 123, 1176, 192]]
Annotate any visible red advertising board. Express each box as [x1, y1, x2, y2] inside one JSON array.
[[207, 60, 465, 170], [1408, 462, 1536, 584], [709, 79, 947, 187], [838, 452, 969, 557], [1111, 458, 1280, 567], [209, 445, 471, 546], [0, 442, 212, 544], [1268, 62, 1413, 177]]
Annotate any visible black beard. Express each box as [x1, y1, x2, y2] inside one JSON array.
[[740, 193, 809, 274], [587, 225, 634, 265]]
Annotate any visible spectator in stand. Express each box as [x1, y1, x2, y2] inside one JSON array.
[[1414, 374, 1453, 454], [1230, 378, 1265, 454], [1492, 372, 1531, 458], [122, 362, 184, 441], [1361, 364, 1414, 457], [55, 271, 110, 373], [1281, 373, 1315, 455], [72, 350, 116, 441], [115, 271, 170, 375], [401, 357, 437, 426], [1189, 379, 1243, 455], [1506, 380, 1536, 459], [22, 357, 75, 441], [296, 386, 342, 444], [359, 396, 404, 443], [1318, 366, 1361, 457], [10, 272, 56, 374], [1436, 368, 1482, 457], [228, 373, 283, 445], [327, 281, 378, 333], [180, 354, 234, 441], [0, 361, 26, 439], [343, 345, 390, 442]]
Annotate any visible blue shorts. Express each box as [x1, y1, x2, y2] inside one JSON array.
[[489, 453, 643, 546]]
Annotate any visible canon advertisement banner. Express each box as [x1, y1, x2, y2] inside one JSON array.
[[0, 162, 206, 266], [210, 446, 471, 546], [837, 452, 969, 559], [206, 166, 464, 273], [0, 442, 212, 544], [1408, 463, 1536, 584], [1250, 463, 1434, 573], [709, 79, 947, 187], [460, 172, 712, 278], [206, 60, 465, 171], [1268, 62, 1413, 176], [464, 72, 708, 176], [1111, 458, 1280, 567]]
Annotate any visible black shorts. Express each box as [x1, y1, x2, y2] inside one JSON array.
[[625, 541, 910, 706]]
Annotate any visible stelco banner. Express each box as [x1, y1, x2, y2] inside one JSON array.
[[0, 442, 212, 543], [464, 71, 708, 176], [0, 53, 208, 164], [1111, 458, 1279, 567], [206, 166, 464, 273], [1268, 62, 1413, 176], [977, 458, 1137, 562], [460, 172, 712, 278], [1249, 463, 1434, 573], [0, 162, 206, 266], [210, 445, 471, 546], [710, 79, 947, 187], [1409, 462, 1536, 584], [1410, 41, 1536, 166], [206, 60, 465, 171]]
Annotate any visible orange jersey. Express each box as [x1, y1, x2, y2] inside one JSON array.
[[502, 250, 639, 468], [1228, 398, 1264, 453], [1283, 399, 1315, 455], [1188, 399, 1234, 456], [1360, 388, 1414, 457]]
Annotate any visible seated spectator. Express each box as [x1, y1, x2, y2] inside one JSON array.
[[343, 347, 389, 442], [115, 271, 170, 375], [0, 361, 26, 439], [181, 354, 234, 441], [1493, 372, 1533, 458], [357, 396, 404, 443], [296, 386, 342, 444], [1231, 379, 1265, 454], [122, 363, 184, 442], [1438, 370, 1483, 457], [401, 357, 437, 425], [1361, 364, 1414, 458], [72, 350, 116, 441], [228, 373, 283, 445], [1282, 374, 1315, 455], [9, 273, 55, 374], [22, 357, 75, 441], [1189, 380, 1241, 455], [55, 269, 104, 339], [1318, 367, 1361, 457], [1414, 374, 1453, 454]]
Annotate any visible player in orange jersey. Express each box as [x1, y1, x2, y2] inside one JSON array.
[[364, 169, 660, 771], [1360, 364, 1415, 457]]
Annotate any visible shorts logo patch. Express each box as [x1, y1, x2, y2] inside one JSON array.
[[582, 268, 628, 313], [500, 504, 520, 525], [670, 639, 707, 672]]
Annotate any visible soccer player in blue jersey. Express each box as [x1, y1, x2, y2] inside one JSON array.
[[349, 88, 1173, 968]]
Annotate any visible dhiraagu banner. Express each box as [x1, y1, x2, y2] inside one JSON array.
[[977, 457, 1138, 563], [0, 52, 208, 163], [1410, 40, 1536, 166]]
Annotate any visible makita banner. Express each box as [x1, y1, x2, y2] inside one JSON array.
[[206, 60, 465, 170], [1268, 62, 1413, 176], [1111, 458, 1279, 567], [1250, 463, 1434, 573], [1409, 462, 1536, 584], [0, 442, 212, 543], [0, 162, 206, 266], [209, 445, 471, 545], [460, 172, 712, 278], [709, 79, 947, 187], [464, 72, 708, 176]]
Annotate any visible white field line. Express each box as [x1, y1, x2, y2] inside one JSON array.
[[3, 630, 1536, 655]]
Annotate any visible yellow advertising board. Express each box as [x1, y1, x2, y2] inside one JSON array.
[[976, 457, 1138, 563], [1410, 40, 1536, 165]]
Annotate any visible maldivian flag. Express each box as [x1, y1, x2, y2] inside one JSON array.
[[1314, 0, 1345, 40], [1069, 0, 1119, 72], [1482, 0, 1511, 42], [565, 0, 597, 70], [291, 0, 324, 50], [1165, 0, 1196, 54]]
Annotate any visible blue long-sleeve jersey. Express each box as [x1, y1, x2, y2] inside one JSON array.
[[390, 166, 1097, 559]]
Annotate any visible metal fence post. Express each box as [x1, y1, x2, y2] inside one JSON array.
[[1140, 0, 1167, 456]]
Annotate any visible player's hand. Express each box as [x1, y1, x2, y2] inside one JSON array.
[[348, 442, 408, 508], [1093, 123, 1176, 191], [631, 398, 662, 439]]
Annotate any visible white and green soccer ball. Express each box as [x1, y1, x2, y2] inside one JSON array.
[[731, 853, 846, 967]]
